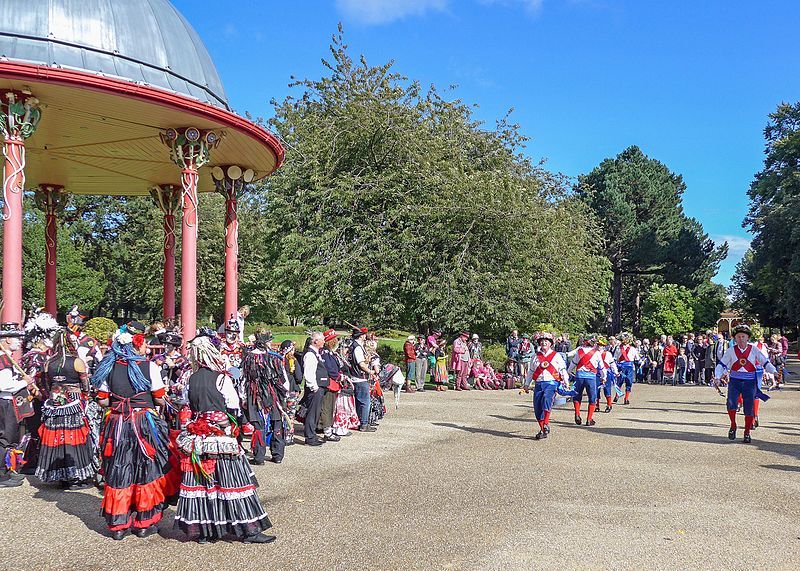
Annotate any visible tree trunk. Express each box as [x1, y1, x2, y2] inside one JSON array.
[[612, 268, 622, 334], [633, 290, 641, 336]]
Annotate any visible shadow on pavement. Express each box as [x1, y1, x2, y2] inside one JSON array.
[[593, 426, 800, 461], [621, 417, 718, 428], [761, 464, 800, 472], [488, 414, 534, 423], [632, 406, 725, 416], [432, 422, 532, 440], [29, 480, 106, 535]]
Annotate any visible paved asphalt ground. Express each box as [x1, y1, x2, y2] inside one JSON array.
[[2, 361, 799, 571]]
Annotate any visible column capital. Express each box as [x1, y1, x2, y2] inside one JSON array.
[[0, 90, 42, 142], [160, 127, 222, 171], [34, 184, 69, 215], [212, 165, 256, 200], [150, 183, 182, 216]]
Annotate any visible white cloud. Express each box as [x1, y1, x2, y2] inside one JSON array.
[[478, 0, 544, 14], [335, 0, 449, 25], [712, 235, 751, 257]]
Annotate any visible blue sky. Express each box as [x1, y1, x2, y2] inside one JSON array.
[[174, 0, 800, 285]]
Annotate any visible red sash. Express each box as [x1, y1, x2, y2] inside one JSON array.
[[731, 345, 756, 373], [619, 345, 632, 362], [575, 348, 598, 373], [533, 351, 559, 380]]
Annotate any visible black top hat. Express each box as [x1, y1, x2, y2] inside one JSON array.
[[0, 322, 24, 338]]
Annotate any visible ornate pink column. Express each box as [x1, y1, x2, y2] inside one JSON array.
[[212, 165, 255, 325], [33, 185, 68, 316], [150, 184, 181, 320], [1, 91, 41, 329], [161, 128, 220, 348]]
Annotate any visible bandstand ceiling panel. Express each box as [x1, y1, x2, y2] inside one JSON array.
[[0, 75, 280, 196]]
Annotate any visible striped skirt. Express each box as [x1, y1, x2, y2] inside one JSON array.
[[36, 399, 95, 483], [174, 431, 272, 540]]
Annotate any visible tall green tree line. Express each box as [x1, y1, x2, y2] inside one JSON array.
[[733, 102, 800, 329]]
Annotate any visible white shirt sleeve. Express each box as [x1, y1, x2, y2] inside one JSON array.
[[555, 354, 569, 383], [303, 351, 319, 391], [0, 368, 26, 394], [753, 346, 777, 374], [217, 373, 241, 411], [715, 347, 735, 378], [149, 361, 166, 393]]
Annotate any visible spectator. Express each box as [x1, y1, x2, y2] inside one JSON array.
[[348, 328, 376, 432], [414, 336, 429, 392], [402, 335, 417, 393], [452, 332, 471, 391], [468, 334, 483, 361], [301, 332, 327, 446], [506, 330, 521, 376]]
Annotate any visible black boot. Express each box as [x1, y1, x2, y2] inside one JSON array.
[[574, 414, 582, 426], [243, 533, 277, 544], [728, 427, 737, 441]]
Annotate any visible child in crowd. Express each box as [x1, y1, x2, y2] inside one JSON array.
[[676, 346, 688, 385]]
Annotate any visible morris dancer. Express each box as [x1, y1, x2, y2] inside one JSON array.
[[219, 316, 244, 373], [613, 333, 639, 405], [36, 329, 96, 488], [594, 337, 618, 413], [66, 314, 102, 373], [152, 331, 190, 430], [714, 324, 775, 444], [0, 323, 33, 488], [92, 321, 179, 539], [173, 335, 275, 544], [20, 310, 61, 473], [569, 336, 605, 426], [522, 332, 568, 440], [242, 332, 290, 464]]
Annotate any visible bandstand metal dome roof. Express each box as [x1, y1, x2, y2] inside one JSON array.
[[0, 0, 228, 108], [0, 0, 283, 196]]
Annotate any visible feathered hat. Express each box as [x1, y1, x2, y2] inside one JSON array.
[[23, 311, 60, 348]]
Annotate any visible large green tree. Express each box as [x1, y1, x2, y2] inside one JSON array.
[[577, 146, 726, 334], [640, 283, 694, 338], [737, 102, 800, 328], [259, 28, 610, 337]]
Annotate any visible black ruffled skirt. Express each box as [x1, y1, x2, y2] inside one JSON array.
[[174, 430, 272, 540], [36, 399, 96, 482]]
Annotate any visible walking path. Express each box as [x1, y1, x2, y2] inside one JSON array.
[[2, 364, 798, 570]]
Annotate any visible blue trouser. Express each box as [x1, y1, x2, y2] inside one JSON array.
[[755, 367, 763, 390], [573, 372, 598, 404], [617, 363, 634, 392], [353, 381, 372, 427], [406, 360, 416, 383], [599, 370, 615, 397], [533, 381, 559, 421], [727, 374, 756, 416]]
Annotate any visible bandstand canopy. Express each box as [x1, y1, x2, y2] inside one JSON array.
[[0, 0, 283, 195]]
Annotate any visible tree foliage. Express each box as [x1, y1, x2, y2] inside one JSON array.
[[259, 28, 610, 338], [640, 283, 694, 338], [577, 146, 726, 333], [737, 102, 800, 327]]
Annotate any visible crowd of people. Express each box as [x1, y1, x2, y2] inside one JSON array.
[[0, 304, 792, 544], [0, 308, 405, 544], [402, 326, 789, 443]]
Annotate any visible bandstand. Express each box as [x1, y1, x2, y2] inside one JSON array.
[[0, 0, 283, 347]]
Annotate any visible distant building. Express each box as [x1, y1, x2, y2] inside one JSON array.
[[716, 310, 757, 335]]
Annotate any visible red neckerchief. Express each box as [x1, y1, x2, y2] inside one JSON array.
[[731, 345, 755, 373]]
